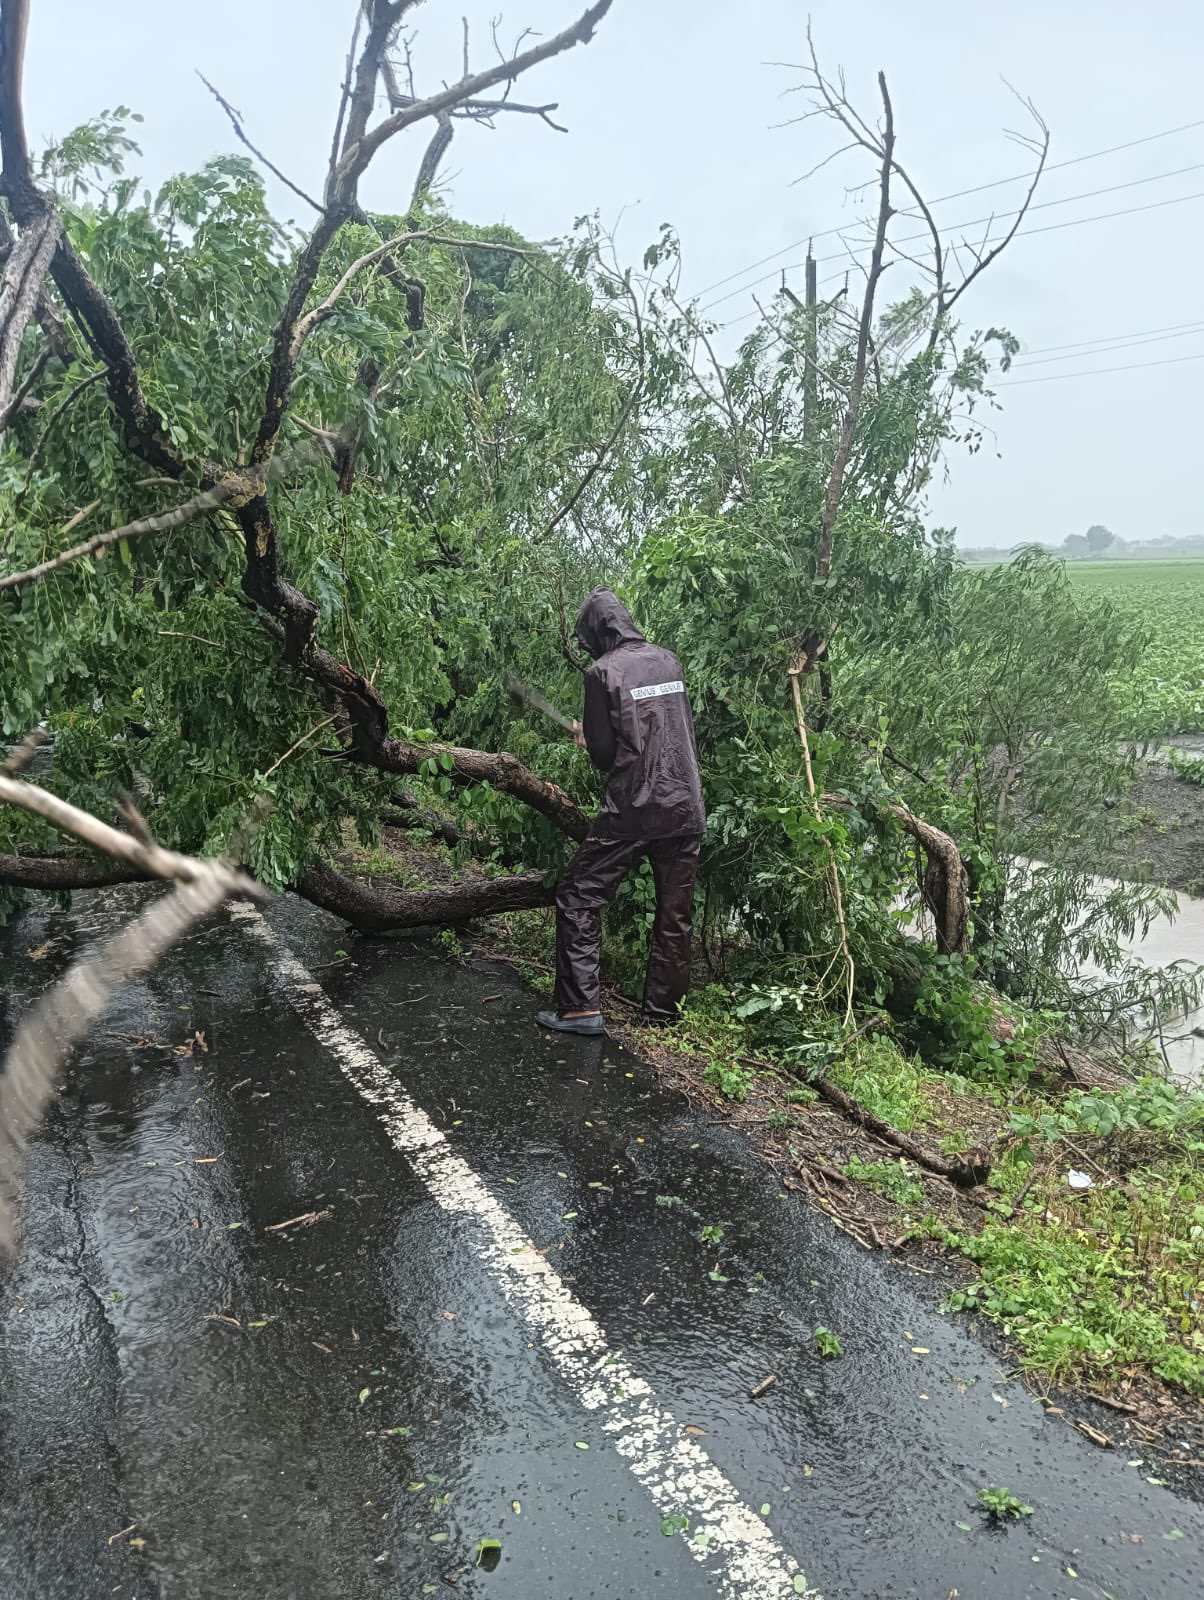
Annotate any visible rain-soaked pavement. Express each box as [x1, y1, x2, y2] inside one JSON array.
[[2, 887, 1203, 1600]]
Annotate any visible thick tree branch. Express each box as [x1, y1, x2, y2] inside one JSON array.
[[369, 739, 590, 839], [0, 768, 265, 1257], [297, 861, 554, 932], [0, 772, 254, 887], [0, 205, 59, 447], [0, 850, 140, 888], [0, 0, 183, 476]]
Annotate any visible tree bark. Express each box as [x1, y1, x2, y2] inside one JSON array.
[[371, 739, 589, 839], [296, 861, 553, 932], [0, 850, 557, 931], [883, 802, 969, 957], [0, 851, 139, 889]]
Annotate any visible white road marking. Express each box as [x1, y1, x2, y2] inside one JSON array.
[[236, 907, 818, 1600]]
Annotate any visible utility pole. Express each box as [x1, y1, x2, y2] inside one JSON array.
[[802, 244, 818, 446]]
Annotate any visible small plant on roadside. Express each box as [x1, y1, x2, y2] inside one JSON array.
[[699, 1222, 726, 1245], [437, 928, 466, 958], [784, 1086, 818, 1105], [842, 1156, 924, 1208], [813, 1326, 842, 1359], [977, 1485, 1033, 1522], [703, 1058, 754, 1102]]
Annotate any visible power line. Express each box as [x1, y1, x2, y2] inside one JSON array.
[[1004, 317, 1204, 358], [990, 323, 1204, 371], [692, 115, 1204, 302], [706, 184, 1204, 318], [996, 349, 1204, 385]]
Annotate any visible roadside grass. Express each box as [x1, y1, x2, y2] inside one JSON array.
[[643, 981, 1204, 1405]]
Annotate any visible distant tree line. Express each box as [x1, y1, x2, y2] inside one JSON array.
[[960, 525, 1204, 565]]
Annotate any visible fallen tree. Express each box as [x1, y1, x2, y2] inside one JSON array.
[[0, 0, 608, 926]]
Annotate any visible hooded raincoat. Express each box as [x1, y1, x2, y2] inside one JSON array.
[[574, 587, 706, 839], [551, 589, 706, 1021]]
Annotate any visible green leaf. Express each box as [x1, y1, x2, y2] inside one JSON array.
[[358, 1387, 370, 1405], [475, 1538, 503, 1569], [661, 1514, 689, 1536]]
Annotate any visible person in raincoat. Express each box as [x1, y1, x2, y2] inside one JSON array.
[[537, 588, 706, 1036]]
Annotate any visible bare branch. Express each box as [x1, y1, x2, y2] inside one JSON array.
[[937, 92, 1048, 324], [814, 67, 895, 583], [197, 74, 326, 213], [0, 771, 264, 891], [341, 0, 614, 182], [0, 771, 264, 1257]]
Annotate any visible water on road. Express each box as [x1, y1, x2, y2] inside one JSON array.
[[1, 886, 1202, 1599]]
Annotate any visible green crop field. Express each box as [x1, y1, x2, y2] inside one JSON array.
[[1066, 559, 1204, 737]]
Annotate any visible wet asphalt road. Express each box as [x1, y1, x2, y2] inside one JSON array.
[[2, 888, 1203, 1600]]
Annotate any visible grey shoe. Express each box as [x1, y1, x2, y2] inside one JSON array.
[[536, 1010, 605, 1036]]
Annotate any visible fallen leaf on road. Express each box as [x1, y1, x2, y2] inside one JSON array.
[[207, 1314, 241, 1328], [910, 1346, 930, 1356], [684, 1424, 707, 1436]]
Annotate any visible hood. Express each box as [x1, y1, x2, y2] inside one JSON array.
[[574, 587, 646, 660]]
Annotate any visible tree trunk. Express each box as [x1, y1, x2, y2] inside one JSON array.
[[295, 861, 553, 932], [0, 851, 555, 932]]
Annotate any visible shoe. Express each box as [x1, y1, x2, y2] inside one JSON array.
[[536, 1010, 605, 1036]]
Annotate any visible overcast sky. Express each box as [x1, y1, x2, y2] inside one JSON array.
[[22, 0, 1204, 546]]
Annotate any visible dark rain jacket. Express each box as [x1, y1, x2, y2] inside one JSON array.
[[574, 588, 706, 840]]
